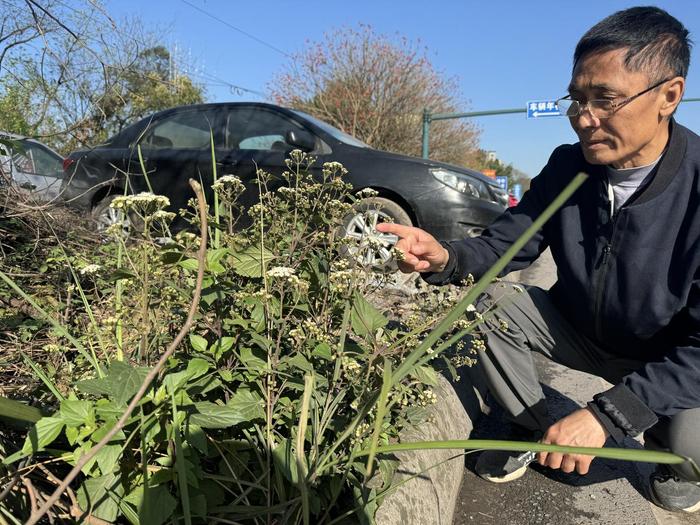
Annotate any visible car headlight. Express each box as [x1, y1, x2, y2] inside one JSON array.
[[431, 168, 491, 200]]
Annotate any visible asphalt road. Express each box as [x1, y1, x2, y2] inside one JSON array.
[[451, 249, 700, 525]]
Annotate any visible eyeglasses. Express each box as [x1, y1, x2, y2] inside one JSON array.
[[557, 78, 672, 119]]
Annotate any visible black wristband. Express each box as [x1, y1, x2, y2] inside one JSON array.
[[592, 384, 658, 437]]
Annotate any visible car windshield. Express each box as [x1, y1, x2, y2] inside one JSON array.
[[291, 110, 369, 148]]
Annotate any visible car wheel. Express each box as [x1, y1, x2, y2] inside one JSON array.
[[340, 196, 412, 271], [91, 194, 133, 236]]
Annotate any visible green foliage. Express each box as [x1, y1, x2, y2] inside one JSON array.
[[0, 151, 474, 523], [0, 79, 35, 136]]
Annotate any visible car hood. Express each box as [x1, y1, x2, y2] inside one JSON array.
[[348, 147, 499, 187]]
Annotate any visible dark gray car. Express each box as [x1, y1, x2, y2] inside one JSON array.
[[61, 102, 507, 266]]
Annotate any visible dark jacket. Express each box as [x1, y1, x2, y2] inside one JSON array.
[[426, 120, 700, 437]]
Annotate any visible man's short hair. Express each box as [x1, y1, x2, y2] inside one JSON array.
[[574, 6, 692, 82]]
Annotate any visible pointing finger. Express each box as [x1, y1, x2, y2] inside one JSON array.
[[375, 222, 418, 238]]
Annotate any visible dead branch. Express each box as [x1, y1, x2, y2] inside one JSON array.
[[26, 178, 209, 524]]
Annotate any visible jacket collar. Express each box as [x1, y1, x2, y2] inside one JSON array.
[[580, 118, 687, 205]]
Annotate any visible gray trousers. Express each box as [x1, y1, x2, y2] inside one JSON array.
[[475, 282, 700, 481]]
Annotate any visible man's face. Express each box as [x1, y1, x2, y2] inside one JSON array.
[[567, 49, 672, 168]]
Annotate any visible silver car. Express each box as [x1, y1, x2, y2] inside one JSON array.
[[0, 133, 64, 202]]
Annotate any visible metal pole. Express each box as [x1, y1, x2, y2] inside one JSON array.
[[431, 108, 527, 121], [422, 108, 431, 159]]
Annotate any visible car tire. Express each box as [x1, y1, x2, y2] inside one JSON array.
[[340, 196, 412, 271], [91, 194, 135, 236]]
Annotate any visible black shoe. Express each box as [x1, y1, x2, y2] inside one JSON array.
[[474, 427, 542, 483], [649, 465, 700, 513]]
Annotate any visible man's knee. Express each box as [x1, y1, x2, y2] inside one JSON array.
[[476, 281, 528, 313], [647, 408, 700, 481]]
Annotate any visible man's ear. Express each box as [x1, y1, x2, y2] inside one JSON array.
[[660, 77, 685, 117]]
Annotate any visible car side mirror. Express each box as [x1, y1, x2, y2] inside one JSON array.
[[286, 129, 316, 152]]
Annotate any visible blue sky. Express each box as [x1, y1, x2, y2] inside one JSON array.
[[107, 0, 700, 177]]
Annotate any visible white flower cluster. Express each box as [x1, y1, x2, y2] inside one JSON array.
[[266, 266, 296, 278], [327, 199, 352, 216], [329, 269, 355, 294], [110, 192, 170, 211], [452, 319, 471, 331], [353, 421, 371, 439], [470, 337, 486, 353], [417, 388, 438, 406], [322, 161, 348, 177], [356, 188, 379, 198], [266, 270, 310, 294], [79, 264, 101, 276], [341, 356, 362, 375], [212, 174, 246, 197], [392, 247, 406, 262], [148, 210, 176, 222]]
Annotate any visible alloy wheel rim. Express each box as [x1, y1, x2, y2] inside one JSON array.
[[343, 209, 399, 269], [96, 206, 131, 236]]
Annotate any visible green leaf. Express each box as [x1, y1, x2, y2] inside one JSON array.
[[77, 361, 149, 406], [412, 365, 439, 387], [272, 438, 298, 484], [0, 395, 43, 424], [178, 258, 200, 271], [213, 336, 235, 358], [161, 250, 187, 265], [312, 342, 333, 361], [189, 334, 208, 353], [90, 416, 126, 443], [163, 370, 191, 395], [350, 291, 387, 337], [285, 354, 314, 373], [139, 484, 177, 525], [94, 444, 122, 476], [189, 389, 264, 429], [108, 268, 139, 281], [186, 357, 210, 378], [240, 347, 267, 373], [60, 399, 94, 428], [20, 416, 65, 456], [185, 423, 208, 454], [189, 402, 239, 429], [230, 246, 274, 277], [207, 248, 229, 274], [77, 472, 124, 522], [227, 388, 265, 420]]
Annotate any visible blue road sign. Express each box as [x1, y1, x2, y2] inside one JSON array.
[[527, 100, 561, 119], [512, 183, 523, 200], [496, 176, 508, 192]]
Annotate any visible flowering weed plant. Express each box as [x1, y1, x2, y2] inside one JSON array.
[[0, 151, 480, 524]]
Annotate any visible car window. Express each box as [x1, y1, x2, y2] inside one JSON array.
[[14, 141, 63, 176], [225, 107, 309, 150], [140, 110, 215, 150], [291, 110, 369, 148]]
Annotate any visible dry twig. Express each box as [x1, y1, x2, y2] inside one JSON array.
[[26, 179, 209, 524]]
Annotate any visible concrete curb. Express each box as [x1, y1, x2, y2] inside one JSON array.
[[376, 370, 486, 525]]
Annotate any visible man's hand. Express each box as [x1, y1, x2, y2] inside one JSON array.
[[374, 223, 450, 273], [538, 407, 609, 475]]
